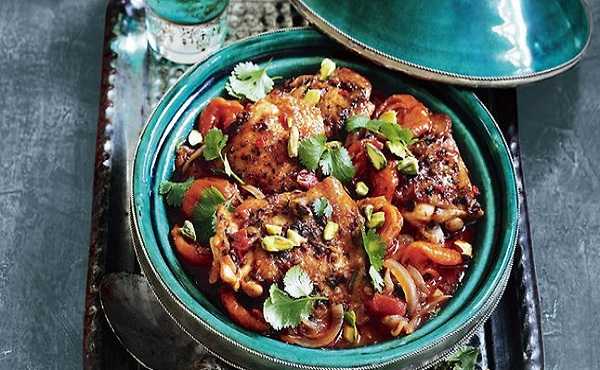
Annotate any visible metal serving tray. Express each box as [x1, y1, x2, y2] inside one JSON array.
[[82, 1, 544, 369]]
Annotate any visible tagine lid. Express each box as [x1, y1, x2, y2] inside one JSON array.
[[290, 0, 592, 87]]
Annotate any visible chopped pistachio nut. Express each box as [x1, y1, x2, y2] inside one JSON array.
[[265, 224, 283, 235], [343, 325, 358, 343], [386, 141, 409, 158], [397, 156, 419, 175], [367, 211, 385, 228], [379, 110, 397, 124], [180, 220, 196, 241], [343, 310, 359, 343], [432, 288, 445, 297], [270, 215, 288, 226], [355, 181, 369, 197], [287, 229, 307, 246], [323, 221, 339, 241], [319, 58, 336, 80], [187, 129, 203, 147], [303, 89, 321, 106], [365, 142, 387, 170], [262, 235, 297, 252], [288, 125, 300, 158], [363, 204, 374, 222], [454, 240, 473, 257]]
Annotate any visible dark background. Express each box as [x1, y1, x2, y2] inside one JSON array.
[[0, 0, 598, 369]]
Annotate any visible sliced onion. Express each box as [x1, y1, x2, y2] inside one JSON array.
[[241, 184, 265, 199], [282, 304, 344, 348], [383, 259, 419, 317], [407, 265, 428, 294], [405, 316, 421, 334], [421, 295, 451, 314], [381, 315, 409, 337], [382, 269, 394, 295]]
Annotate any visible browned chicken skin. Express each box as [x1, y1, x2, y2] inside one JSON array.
[[284, 67, 375, 137], [210, 177, 367, 303], [373, 95, 483, 228], [226, 90, 325, 194]]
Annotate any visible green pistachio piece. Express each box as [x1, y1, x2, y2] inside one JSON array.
[[365, 142, 387, 170], [323, 221, 339, 241], [262, 235, 296, 252]]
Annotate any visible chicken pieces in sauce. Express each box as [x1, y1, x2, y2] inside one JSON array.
[[163, 61, 484, 348], [284, 67, 375, 137], [226, 90, 325, 193]]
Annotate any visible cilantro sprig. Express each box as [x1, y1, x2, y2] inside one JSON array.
[[263, 265, 327, 330], [159, 178, 194, 207], [435, 346, 480, 370], [203, 128, 244, 184], [312, 197, 333, 219], [225, 61, 274, 102], [298, 134, 356, 183], [362, 228, 386, 292], [192, 186, 226, 244], [346, 115, 416, 145], [283, 265, 314, 298], [346, 115, 420, 175]]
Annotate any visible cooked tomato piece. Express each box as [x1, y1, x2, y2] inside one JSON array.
[[231, 229, 252, 258], [170, 226, 212, 266], [220, 289, 268, 332], [366, 294, 407, 317], [401, 241, 463, 266], [197, 97, 244, 135], [371, 160, 399, 202], [181, 177, 238, 218]]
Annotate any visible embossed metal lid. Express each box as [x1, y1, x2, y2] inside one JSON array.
[[290, 0, 592, 87]]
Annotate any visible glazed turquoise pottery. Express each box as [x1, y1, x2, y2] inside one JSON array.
[[145, 0, 229, 24], [131, 29, 518, 370], [291, 0, 591, 87]]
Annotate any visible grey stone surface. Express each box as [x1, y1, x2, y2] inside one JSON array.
[[0, 0, 105, 369], [519, 2, 600, 369], [0, 0, 598, 369]]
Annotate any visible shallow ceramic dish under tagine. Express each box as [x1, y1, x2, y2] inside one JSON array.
[[131, 29, 518, 370]]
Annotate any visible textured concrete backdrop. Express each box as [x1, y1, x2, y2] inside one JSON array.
[[0, 0, 598, 369]]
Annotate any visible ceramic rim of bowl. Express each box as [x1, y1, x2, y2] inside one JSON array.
[[130, 28, 519, 370]]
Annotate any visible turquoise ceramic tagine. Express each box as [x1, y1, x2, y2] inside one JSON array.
[[131, 29, 519, 370], [291, 0, 591, 86]]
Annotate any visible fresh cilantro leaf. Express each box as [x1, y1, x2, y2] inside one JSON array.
[[362, 228, 385, 271], [263, 285, 324, 330], [225, 61, 274, 102], [203, 128, 228, 161], [192, 186, 226, 244], [368, 266, 384, 293], [201, 128, 244, 183], [378, 122, 416, 145], [312, 197, 333, 218], [318, 146, 355, 183], [345, 115, 416, 145], [283, 265, 314, 298], [345, 115, 370, 132], [159, 178, 194, 207], [298, 134, 327, 171], [435, 346, 479, 370], [298, 135, 355, 183]]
